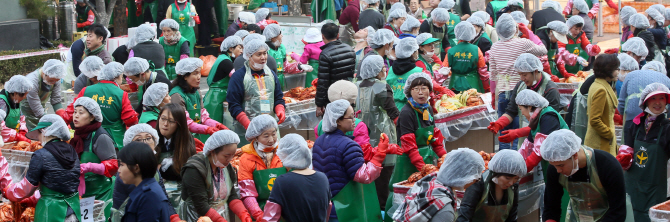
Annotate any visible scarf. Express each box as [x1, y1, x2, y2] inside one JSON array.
[[408, 97, 432, 121], [410, 7, 423, 18], [392, 173, 456, 222], [164, 31, 183, 46], [85, 43, 106, 57], [70, 122, 102, 155], [644, 114, 657, 133], [45, 140, 79, 169]]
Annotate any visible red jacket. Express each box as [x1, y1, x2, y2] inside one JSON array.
[[557, 32, 590, 51], [339, 0, 361, 32]]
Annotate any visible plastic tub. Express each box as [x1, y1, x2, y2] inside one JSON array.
[[650, 200, 670, 221], [283, 73, 306, 91]]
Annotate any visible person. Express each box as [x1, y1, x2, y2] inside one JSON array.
[[471, 11, 498, 44], [169, 58, 228, 142], [253, 8, 275, 31], [442, 0, 470, 21], [357, 29, 395, 76], [127, 24, 166, 78], [645, 8, 668, 54], [63, 62, 138, 149], [74, 56, 104, 94], [612, 53, 644, 118], [393, 148, 485, 222], [419, 8, 454, 60], [226, 10, 254, 38], [165, 0, 198, 56], [408, 0, 426, 20], [125, 57, 171, 115], [22, 59, 67, 131], [628, 13, 659, 63], [414, 33, 442, 75], [621, 37, 649, 67], [620, 6, 637, 43], [385, 9, 407, 37], [138, 83, 171, 127], [235, 30, 250, 40], [567, 0, 595, 40], [233, 34, 278, 74], [312, 99, 388, 222], [83, 24, 113, 65], [0, 75, 32, 143], [117, 142, 173, 221], [537, 21, 586, 78], [237, 115, 285, 221], [540, 129, 628, 222], [387, 38, 428, 110], [246, 24, 262, 34], [4, 114, 80, 222], [69, 97, 117, 218], [443, 21, 490, 93], [261, 134, 332, 221], [358, 0, 385, 30], [338, 0, 361, 46], [316, 23, 356, 116], [465, 16, 492, 55], [353, 27, 376, 74], [531, 0, 566, 33], [386, 73, 448, 220], [315, 80, 372, 146], [488, 14, 547, 150], [585, 54, 619, 155], [226, 39, 286, 144], [205, 36, 243, 124], [181, 130, 254, 222], [75, 0, 95, 31], [399, 16, 420, 39], [562, 0, 603, 21], [488, 0, 524, 25], [159, 19, 191, 80], [289, 28, 324, 88], [642, 61, 667, 74], [435, 0, 461, 49], [510, 11, 529, 26], [263, 24, 309, 88]]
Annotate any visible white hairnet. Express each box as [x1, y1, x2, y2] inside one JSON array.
[[629, 13, 650, 29], [74, 97, 103, 122], [403, 72, 433, 98], [541, 0, 561, 12], [620, 6, 637, 26], [415, 33, 434, 45], [42, 59, 66, 79], [277, 134, 311, 169], [175, 58, 203, 75], [396, 37, 419, 59], [618, 53, 640, 71], [511, 11, 529, 25], [650, 4, 666, 18], [0, 110, 5, 123], [322, 99, 351, 133], [263, 24, 282, 39], [366, 0, 380, 4], [159, 19, 180, 30], [5, 75, 32, 93], [238, 11, 256, 25], [508, 0, 523, 7], [365, 26, 377, 43], [220, 36, 243, 53], [496, 14, 517, 41], [516, 89, 549, 108], [437, 148, 485, 188], [646, 8, 665, 26], [99, 62, 124, 81], [514, 53, 543, 73], [243, 33, 266, 45], [666, 8, 670, 21], [234, 30, 250, 39], [328, 80, 359, 104], [438, 0, 455, 10], [142, 82, 169, 107], [359, 55, 385, 79], [566, 15, 585, 28], [466, 16, 485, 28], [639, 83, 670, 109], [37, 114, 71, 141], [642, 61, 667, 75], [472, 11, 490, 24], [203, 130, 241, 155], [79, 56, 105, 79], [540, 129, 581, 162], [135, 24, 157, 43], [572, 0, 589, 13], [391, 2, 406, 12], [245, 114, 278, 141], [123, 123, 158, 146], [455, 21, 476, 41], [400, 16, 421, 32], [430, 8, 450, 23], [256, 8, 270, 22], [622, 37, 649, 57], [243, 39, 269, 60], [124, 57, 150, 76], [387, 9, 408, 23], [547, 21, 569, 35], [369, 29, 395, 48], [489, 149, 527, 177]]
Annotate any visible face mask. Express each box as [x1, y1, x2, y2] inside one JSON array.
[[213, 159, 227, 168], [568, 156, 579, 176], [360, 5, 366, 12], [617, 70, 627, 82], [257, 141, 278, 152], [135, 74, 147, 85], [426, 51, 435, 57], [252, 62, 265, 70], [385, 46, 392, 56], [43, 79, 55, 86], [645, 107, 665, 117], [388, 54, 397, 60], [177, 0, 187, 3], [272, 41, 281, 47]]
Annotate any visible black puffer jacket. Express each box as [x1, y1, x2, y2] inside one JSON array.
[[26, 141, 80, 194], [316, 40, 356, 107]]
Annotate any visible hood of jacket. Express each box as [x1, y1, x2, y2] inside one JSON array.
[[392, 57, 418, 74]]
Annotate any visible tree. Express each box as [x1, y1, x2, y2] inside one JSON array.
[[113, 0, 127, 36], [85, 0, 118, 27]]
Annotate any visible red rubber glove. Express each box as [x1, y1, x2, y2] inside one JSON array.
[[55, 109, 69, 123], [517, 23, 532, 39], [499, 127, 531, 143], [136, 3, 142, 17], [550, 75, 560, 82], [614, 114, 623, 125], [275, 105, 286, 124], [170, 214, 182, 222], [14, 133, 31, 143], [230, 199, 252, 222], [235, 112, 251, 129], [371, 133, 389, 167], [387, 143, 403, 155], [481, 78, 491, 93], [215, 123, 228, 130], [488, 116, 511, 134], [204, 127, 220, 135], [311, 78, 318, 87], [194, 138, 204, 152], [400, 134, 425, 171], [20, 191, 39, 207], [252, 210, 264, 222], [605, 48, 619, 54], [431, 128, 447, 157], [525, 151, 543, 173], [616, 153, 633, 171], [205, 208, 227, 222], [194, 15, 201, 24]]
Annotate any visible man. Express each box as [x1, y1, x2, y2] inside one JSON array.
[[419, 8, 453, 60], [531, 0, 566, 33], [339, 0, 361, 46], [22, 60, 67, 130], [358, 0, 385, 31], [70, 24, 112, 77], [233, 33, 278, 75], [408, 0, 425, 20], [124, 57, 172, 115], [316, 23, 356, 117], [0, 75, 33, 143], [75, 0, 95, 32], [224, 11, 256, 38]]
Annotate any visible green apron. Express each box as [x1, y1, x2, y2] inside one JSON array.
[[384, 108, 439, 222], [625, 125, 668, 222], [252, 166, 287, 209], [21, 70, 61, 130], [427, 18, 446, 56], [387, 66, 424, 111], [127, 0, 143, 27], [213, 0, 229, 35], [473, 32, 491, 48], [316, 118, 363, 138], [564, 33, 589, 74], [143, 0, 160, 23], [447, 42, 484, 93], [76, 6, 95, 32], [136, 72, 158, 105], [171, 3, 195, 57], [170, 86, 208, 142], [205, 53, 233, 124], [160, 37, 189, 80], [80, 131, 113, 219], [82, 82, 126, 149], [0, 92, 21, 131], [139, 107, 161, 124], [446, 13, 461, 48], [268, 44, 287, 89], [159, 151, 184, 208], [35, 185, 81, 222], [305, 59, 319, 88], [333, 181, 382, 222], [490, 1, 508, 25], [473, 171, 515, 221], [228, 62, 276, 144], [355, 79, 398, 165], [558, 146, 610, 221], [417, 55, 434, 77]]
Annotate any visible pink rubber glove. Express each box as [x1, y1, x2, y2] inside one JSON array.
[[353, 162, 383, 184], [587, 2, 599, 19], [289, 52, 301, 62], [78, 173, 86, 196], [586, 44, 601, 56], [239, 180, 263, 219], [180, 54, 189, 60], [556, 48, 579, 66], [80, 162, 106, 176], [3, 177, 37, 202], [562, 0, 573, 16], [20, 190, 40, 207], [185, 110, 211, 134], [201, 108, 221, 128], [1, 121, 17, 143], [244, 197, 264, 221], [0, 157, 12, 189], [262, 201, 282, 222]]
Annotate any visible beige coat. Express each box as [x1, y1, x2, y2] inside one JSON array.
[[585, 78, 618, 155]]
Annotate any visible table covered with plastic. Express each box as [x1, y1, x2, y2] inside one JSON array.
[[434, 104, 497, 142]]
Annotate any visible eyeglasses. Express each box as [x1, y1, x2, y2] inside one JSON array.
[[159, 116, 176, 125], [412, 87, 430, 92], [134, 137, 154, 144]]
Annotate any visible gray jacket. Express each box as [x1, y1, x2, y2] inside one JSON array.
[[21, 69, 64, 118]]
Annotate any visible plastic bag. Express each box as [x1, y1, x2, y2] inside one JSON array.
[[199, 55, 217, 77]]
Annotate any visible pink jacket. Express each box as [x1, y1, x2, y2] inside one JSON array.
[[299, 42, 325, 64]]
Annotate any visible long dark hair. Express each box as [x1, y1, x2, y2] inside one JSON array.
[[155, 103, 196, 173], [171, 72, 199, 93]]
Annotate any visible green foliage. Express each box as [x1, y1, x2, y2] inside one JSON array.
[[0, 46, 70, 83], [19, 0, 56, 20]]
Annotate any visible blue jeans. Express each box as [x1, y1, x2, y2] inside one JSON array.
[[497, 91, 520, 150]]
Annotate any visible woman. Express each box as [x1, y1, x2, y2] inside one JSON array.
[[386, 38, 426, 110], [414, 33, 441, 76], [255, 8, 278, 30], [4, 115, 80, 222], [621, 83, 670, 222], [619, 6, 636, 43], [262, 134, 332, 222], [238, 114, 285, 221], [117, 142, 173, 221], [312, 99, 388, 222], [457, 149, 525, 221], [385, 9, 407, 37], [205, 36, 243, 124], [471, 11, 498, 44], [0, 75, 32, 143], [165, 0, 197, 57], [70, 97, 117, 219], [465, 16, 492, 55], [139, 82, 171, 127], [180, 130, 253, 222], [159, 19, 191, 80], [585, 54, 619, 156], [393, 148, 485, 222], [444, 21, 490, 93], [124, 57, 172, 115], [170, 58, 227, 142], [626, 13, 657, 63], [645, 8, 667, 57], [399, 16, 421, 39], [356, 56, 400, 148], [289, 28, 323, 88]]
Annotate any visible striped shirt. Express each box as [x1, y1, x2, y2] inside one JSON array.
[[489, 37, 547, 92]]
